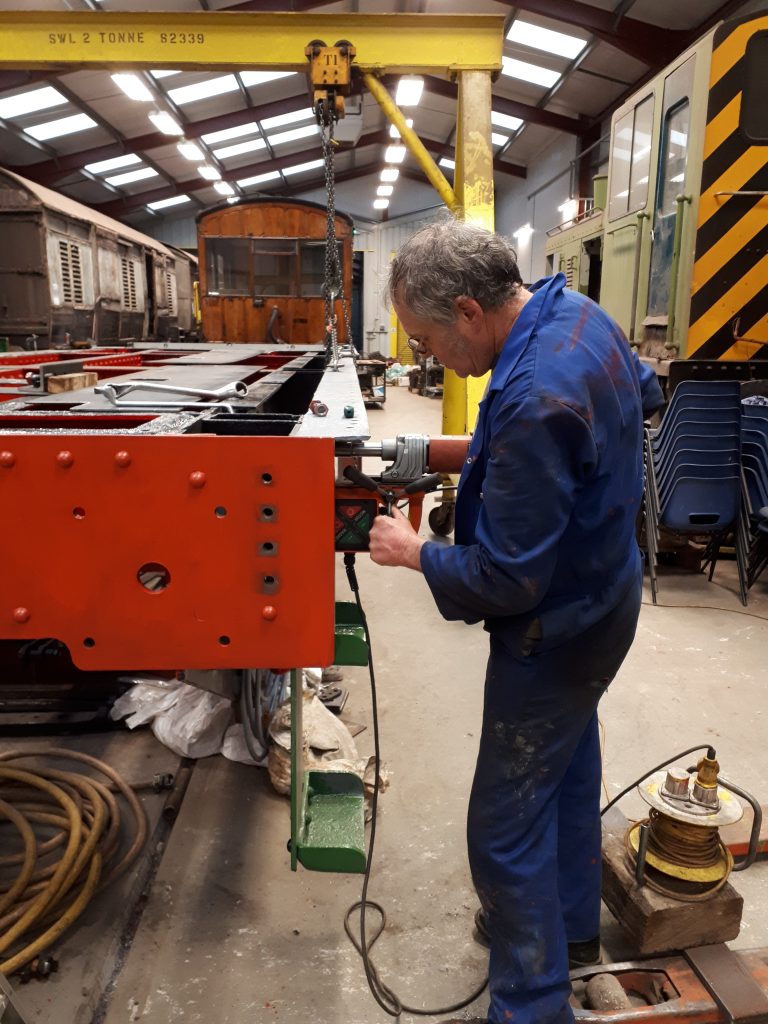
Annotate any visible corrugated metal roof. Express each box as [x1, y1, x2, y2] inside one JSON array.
[[0, 167, 178, 259]]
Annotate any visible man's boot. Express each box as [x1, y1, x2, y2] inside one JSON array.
[[473, 909, 601, 969]]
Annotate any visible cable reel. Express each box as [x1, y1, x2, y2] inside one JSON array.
[[626, 750, 744, 901]]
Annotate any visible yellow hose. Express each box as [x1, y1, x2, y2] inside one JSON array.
[[0, 748, 148, 975]]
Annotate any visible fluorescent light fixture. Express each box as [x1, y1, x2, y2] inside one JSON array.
[[269, 123, 319, 146], [169, 75, 239, 105], [151, 70, 181, 79], [177, 140, 204, 161], [148, 110, 183, 135], [85, 152, 141, 175], [385, 145, 406, 164], [670, 172, 685, 183], [239, 71, 297, 87], [237, 170, 281, 186], [146, 194, 192, 210], [513, 223, 533, 243], [197, 165, 222, 181], [377, 184, 394, 197], [389, 118, 413, 139], [0, 86, 67, 120], [283, 159, 324, 176], [506, 19, 588, 60], [260, 108, 314, 131], [439, 158, 455, 170], [373, 199, 390, 210], [492, 132, 509, 147], [213, 137, 267, 160], [214, 181, 235, 196], [492, 111, 523, 132], [111, 73, 154, 102], [395, 77, 424, 106], [502, 57, 560, 88], [202, 122, 258, 145], [105, 166, 159, 186], [558, 198, 578, 221], [25, 113, 97, 141], [380, 167, 400, 183]]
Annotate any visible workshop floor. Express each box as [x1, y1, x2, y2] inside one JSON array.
[[10, 385, 768, 1024]]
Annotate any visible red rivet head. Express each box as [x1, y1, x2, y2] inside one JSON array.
[[262, 605, 277, 621], [115, 450, 131, 468], [189, 471, 207, 488], [0, 451, 15, 468], [13, 607, 30, 624], [56, 450, 74, 468]]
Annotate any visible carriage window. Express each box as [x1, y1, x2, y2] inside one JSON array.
[[658, 100, 691, 217], [609, 95, 654, 220], [300, 241, 342, 297], [252, 240, 297, 296], [741, 32, 768, 141], [205, 238, 250, 295]]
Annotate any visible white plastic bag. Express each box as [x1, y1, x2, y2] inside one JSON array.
[[110, 677, 182, 729], [151, 683, 233, 759]]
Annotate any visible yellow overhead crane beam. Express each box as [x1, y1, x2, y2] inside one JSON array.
[[0, 11, 503, 75], [0, 9, 503, 438]]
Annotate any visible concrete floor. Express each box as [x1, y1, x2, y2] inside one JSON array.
[[9, 385, 768, 1023]]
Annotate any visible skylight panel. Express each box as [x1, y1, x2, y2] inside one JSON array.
[[492, 132, 509, 147], [506, 20, 588, 60], [111, 73, 154, 102], [268, 124, 319, 147], [282, 159, 324, 176], [25, 113, 98, 141], [492, 111, 523, 133], [147, 194, 191, 210], [239, 71, 297, 87], [168, 75, 239, 105], [202, 122, 259, 145], [501, 57, 561, 89], [85, 153, 142, 174], [260, 108, 315, 131], [213, 137, 267, 160], [151, 70, 181, 79], [0, 86, 67, 120], [439, 158, 455, 170], [237, 170, 281, 187], [105, 166, 159, 186]]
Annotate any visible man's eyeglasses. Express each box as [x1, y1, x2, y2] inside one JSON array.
[[407, 338, 428, 355]]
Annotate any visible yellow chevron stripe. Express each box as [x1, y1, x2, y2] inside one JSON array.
[[703, 94, 741, 159], [687, 251, 768, 352], [709, 15, 768, 88], [720, 337, 766, 360], [696, 147, 768, 230], [692, 199, 768, 293]]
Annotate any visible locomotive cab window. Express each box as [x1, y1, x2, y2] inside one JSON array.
[[609, 94, 654, 220], [741, 31, 768, 142], [658, 100, 691, 216]]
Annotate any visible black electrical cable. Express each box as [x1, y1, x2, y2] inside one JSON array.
[[600, 744, 716, 818], [342, 553, 489, 1018]]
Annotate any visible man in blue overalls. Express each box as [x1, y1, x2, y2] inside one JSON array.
[[368, 219, 663, 1024]]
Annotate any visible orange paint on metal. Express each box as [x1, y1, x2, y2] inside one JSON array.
[[0, 434, 336, 670]]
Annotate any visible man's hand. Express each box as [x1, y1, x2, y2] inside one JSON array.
[[368, 506, 425, 571]]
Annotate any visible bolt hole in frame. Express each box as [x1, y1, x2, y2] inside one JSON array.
[[137, 562, 172, 592], [214, 505, 228, 517], [218, 635, 231, 647], [72, 506, 86, 519], [83, 637, 95, 648], [262, 472, 274, 485]]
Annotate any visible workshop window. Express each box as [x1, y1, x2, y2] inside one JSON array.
[[252, 240, 297, 297], [205, 237, 251, 295], [740, 31, 768, 142], [609, 94, 654, 220], [299, 241, 342, 297]]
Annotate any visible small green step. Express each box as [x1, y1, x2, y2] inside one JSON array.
[[297, 770, 366, 873], [333, 601, 369, 666]]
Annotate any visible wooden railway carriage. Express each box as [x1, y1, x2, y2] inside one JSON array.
[[197, 197, 353, 346], [545, 9, 768, 367], [0, 168, 194, 347]]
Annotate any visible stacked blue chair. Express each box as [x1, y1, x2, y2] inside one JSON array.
[[643, 380, 745, 603], [739, 400, 768, 591]]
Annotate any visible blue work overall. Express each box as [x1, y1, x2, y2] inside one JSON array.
[[420, 275, 661, 1024]]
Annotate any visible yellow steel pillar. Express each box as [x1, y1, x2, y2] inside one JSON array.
[[442, 70, 494, 438]]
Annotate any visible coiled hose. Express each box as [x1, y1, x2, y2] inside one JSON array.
[[0, 747, 147, 976]]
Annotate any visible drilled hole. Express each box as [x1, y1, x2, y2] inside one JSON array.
[[264, 575, 276, 585], [262, 472, 273, 485], [83, 637, 95, 648], [137, 562, 171, 592], [215, 506, 227, 518], [261, 541, 275, 554], [72, 507, 86, 519], [262, 506, 274, 518], [218, 635, 231, 646]]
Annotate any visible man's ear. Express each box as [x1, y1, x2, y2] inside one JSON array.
[[454, 295, 483, 323]]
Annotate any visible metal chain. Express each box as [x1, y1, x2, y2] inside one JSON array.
[[318, 103, 353, 363]]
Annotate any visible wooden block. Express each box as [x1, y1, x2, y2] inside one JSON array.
[[47, 371, 98, 393], [601, 821, 743, 956]]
